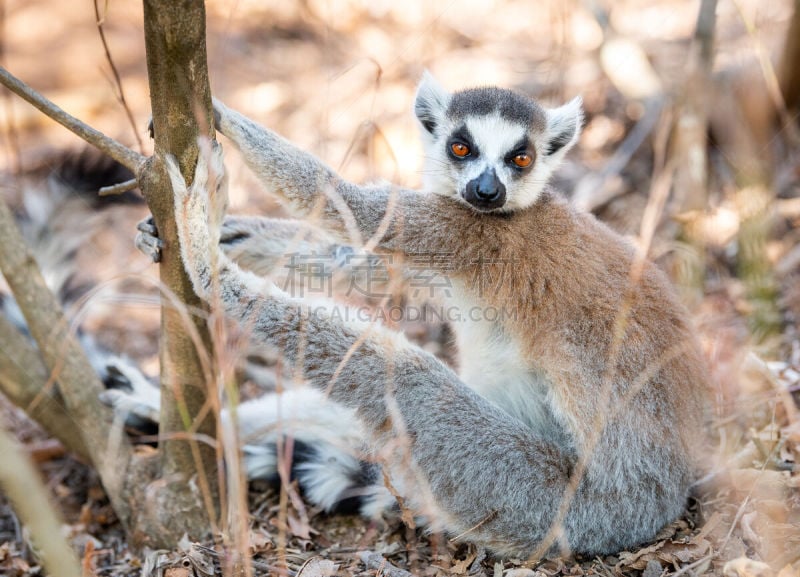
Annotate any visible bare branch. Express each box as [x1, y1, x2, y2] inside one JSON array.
[[0, 314, 89, 461], [93, 0, 144, 153], [99, 178, 139, 196], [358, 551, 414, 577], [0, 66, 146, 173]]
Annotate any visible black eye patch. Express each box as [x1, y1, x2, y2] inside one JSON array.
[[447, 125, 478, 161], [504, 135, 535, 174], [504, 135, 532, 161]]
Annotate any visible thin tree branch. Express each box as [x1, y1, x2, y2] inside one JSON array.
[[99, 178, 139, 196], [0, 314, 90, 461], [0, 195, 134, 531], [0, 66, 146, 173], [0, 416, 82, 577], [93, 0, 144, 153], [358, 551, 414, 577]]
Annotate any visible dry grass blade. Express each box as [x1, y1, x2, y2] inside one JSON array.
[[0, 416, 82, 577]]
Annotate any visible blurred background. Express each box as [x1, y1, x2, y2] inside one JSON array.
[[1, 0, 799, 575]]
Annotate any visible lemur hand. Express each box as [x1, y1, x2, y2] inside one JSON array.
[[135, 216, 163, 263]]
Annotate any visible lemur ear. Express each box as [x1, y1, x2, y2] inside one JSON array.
[[544, 96, 583, 156], [414, 71, 451, 135]]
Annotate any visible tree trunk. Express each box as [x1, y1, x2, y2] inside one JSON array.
[[670, 0, 717, 305], [0, 0, 223, 548], [779, 0, 800, 111], [138, 0, 220, 543]]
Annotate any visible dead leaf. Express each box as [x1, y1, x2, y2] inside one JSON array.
[[296, 557, 338, 577], [642, 559, 663, 577], [248, 529, 272, 554], [617, 537, 711, 571], [505, 570, 537, 577], [777, 565, 800, 577], [450, 551, 477, 575], [723, 557, 773, 577], [728, 469, 787, 497], [740, 511, 762, 549], [288, 511, 313, 540]]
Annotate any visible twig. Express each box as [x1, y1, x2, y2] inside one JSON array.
[[666, 553, 714, 577], [0, 313, 90, 461], [358, 551, 414, 577], [0, 3, 23, 175], [0, 66, 145, 173], [0, 414, 82, 577], [93, 0, 144, 153], [99, 178, 139, 196]]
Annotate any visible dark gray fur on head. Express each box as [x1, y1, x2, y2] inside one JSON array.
[[447, 86, 548, 132]]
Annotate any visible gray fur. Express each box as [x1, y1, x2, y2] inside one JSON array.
[[160, 77, 708, 558], [447, 86, 547, 130]]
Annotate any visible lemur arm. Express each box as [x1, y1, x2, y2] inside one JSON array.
[[214, 100, 463, 263]]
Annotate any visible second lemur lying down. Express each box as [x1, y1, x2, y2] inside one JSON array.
[[122, 73, 710, 557]]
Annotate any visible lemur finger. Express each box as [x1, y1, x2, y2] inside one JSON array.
[[136, 215, 159, 236], [134, 216, 164, 263]]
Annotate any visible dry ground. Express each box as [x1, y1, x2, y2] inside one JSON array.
[[1, 0, 799, 576]]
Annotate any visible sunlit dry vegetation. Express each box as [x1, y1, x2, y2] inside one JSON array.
[[0, 0, 799, 575]]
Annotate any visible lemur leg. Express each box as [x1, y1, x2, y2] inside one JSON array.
[[128, 157, 395, 515], [166, 144, 591, 556], [102, 367, 394, 516]]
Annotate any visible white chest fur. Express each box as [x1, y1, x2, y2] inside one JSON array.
[[446, 284, 557, 438]]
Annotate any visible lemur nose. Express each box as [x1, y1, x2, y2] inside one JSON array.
[[465, 168, 506, 210]]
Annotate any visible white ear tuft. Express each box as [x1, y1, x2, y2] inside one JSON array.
[[414, 70, 451, 135], [544, 96, 583, 157]]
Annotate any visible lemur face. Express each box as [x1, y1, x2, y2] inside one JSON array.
[[414, 72, 583, 212]]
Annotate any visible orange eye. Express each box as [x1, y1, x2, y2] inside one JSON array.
[[512, 153, 533, 168], [450, 142, 470, 157]]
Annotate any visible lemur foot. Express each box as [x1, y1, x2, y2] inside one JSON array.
[[164, 139, 228, 231], [98, 357, 161, 431], [135, 216, 163, 263]]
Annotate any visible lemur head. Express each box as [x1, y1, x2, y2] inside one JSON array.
[[414, 71, 583, 212]]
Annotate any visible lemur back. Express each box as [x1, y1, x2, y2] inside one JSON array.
[[123, 73, 710, 558]]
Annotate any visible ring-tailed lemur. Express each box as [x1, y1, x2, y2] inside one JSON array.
[[125, 72, 709, 557]]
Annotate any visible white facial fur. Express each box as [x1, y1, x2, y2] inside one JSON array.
[[414, 72, 583, 212]]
